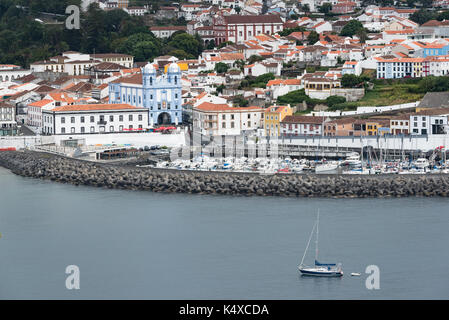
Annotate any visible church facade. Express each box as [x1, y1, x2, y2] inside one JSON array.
[[108, 63, 182, 125]]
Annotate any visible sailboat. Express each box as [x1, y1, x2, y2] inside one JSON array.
[[298, 211, 343, 277]]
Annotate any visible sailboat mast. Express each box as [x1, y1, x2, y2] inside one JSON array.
[[315, 211, 319, 262], [300, 219, 317, 267]]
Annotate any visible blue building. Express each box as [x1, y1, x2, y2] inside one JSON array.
[[109, 62, 182, 125], [421, 44, 449, 57]]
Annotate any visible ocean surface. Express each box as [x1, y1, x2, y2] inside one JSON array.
[[0, 167, 448, 299]]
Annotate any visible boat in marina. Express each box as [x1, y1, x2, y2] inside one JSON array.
[[413, 158, 430, 169], [315, 162, 339, 174], [298, 212, 343, 277], [343, 153, 362, 167]]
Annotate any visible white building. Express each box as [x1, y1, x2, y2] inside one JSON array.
[[280, 115, 326, 136], [341, 61, 362, 76], [193, 102, 264, 136], [124, 6, 147, 16], [0, 102, 16, 135], [30, 52, 134, 76], [42, 104, 149, 135], [0, 65, 31, 82], [409, 113, 448, 135]]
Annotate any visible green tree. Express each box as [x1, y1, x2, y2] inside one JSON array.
[[214, 62, 229, 73], [318, 3, 332, 14], [168, 33, 201, 57], [168, 49, 193, 60], [307, 31, 319, 44], [341, 74, 363, 88], [340, 20, 365, 37], [410, 9, 436, 24]]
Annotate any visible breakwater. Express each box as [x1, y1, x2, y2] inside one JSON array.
[[1, 151, 449, 198]]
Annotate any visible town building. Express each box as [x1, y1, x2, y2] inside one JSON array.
[[264, 105, 293, 137], [218, 15, 284, 44], [0, 65, 31, 82], [280, 115, 326, 136], [109, 63, 182, 125], [42, 104, 148, 135], [192, 102, 264, 136], [150, 26, 188, 38], [0, 102, 16, 136], [409, 110, 449, 135], [390, 115, 410, 135]]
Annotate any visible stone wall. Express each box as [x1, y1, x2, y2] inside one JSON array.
[[1, 151, 449, 198]]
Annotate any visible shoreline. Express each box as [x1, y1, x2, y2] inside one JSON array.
[[0, 150, 448, 198]]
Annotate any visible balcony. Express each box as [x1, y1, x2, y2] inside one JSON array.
[[97, 120, 107, 125]]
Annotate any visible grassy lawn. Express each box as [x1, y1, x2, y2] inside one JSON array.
[[330, 83, 425, 111]]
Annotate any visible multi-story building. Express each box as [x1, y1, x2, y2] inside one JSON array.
[[264, 105, 293, 137], [124, 6, 147, 15], [42, 104, 148, 135], [375, 57, 425, 79], [390, 115, 410, 135], [109, 63, 182, 125], [213, 15, 283, 44], [192, 102, 264, 136], [0, 65, 31, 82], [409, 111, 449, 135], [0, 102, 16, 136], [31, 52, 134, 75], [280, 115, 326, 136]]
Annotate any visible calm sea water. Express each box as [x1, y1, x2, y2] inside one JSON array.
[[0, 167, 448, 299]]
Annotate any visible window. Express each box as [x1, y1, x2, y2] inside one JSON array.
[[119, 115, 123, 121], [222, 115, 226, 120], [71, 127, 75, 133], [129, 125, 133, 129], [71, 117, 75, 123], [81, 116, 85, 123], [138, 114, 143, 121], [231, 122, 234, 128], [110, 126, 114, 132], [222, 122, 226, 128], [61, 117, 65, 124], [90, 126, 95, 133], [110, 115, 114, 122], [90, 116, 95, 123], [119, 125, 123, 131], [61, 127, 65, 133], [81, 127, 85, 133], [129, 115, 133, 121]]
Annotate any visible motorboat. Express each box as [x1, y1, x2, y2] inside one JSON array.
[[315, 162, 339, 174], [413, 158, 430, 169]]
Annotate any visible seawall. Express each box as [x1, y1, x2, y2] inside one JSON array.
[[1, 151, 449, 198]]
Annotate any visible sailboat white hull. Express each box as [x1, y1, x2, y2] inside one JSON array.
[[298, 266, 343, 277]]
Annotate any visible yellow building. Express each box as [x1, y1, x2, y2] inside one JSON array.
[[365, 120, 390, 136], [164, 62, 188, 73], [264, 105, 292, 136]]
